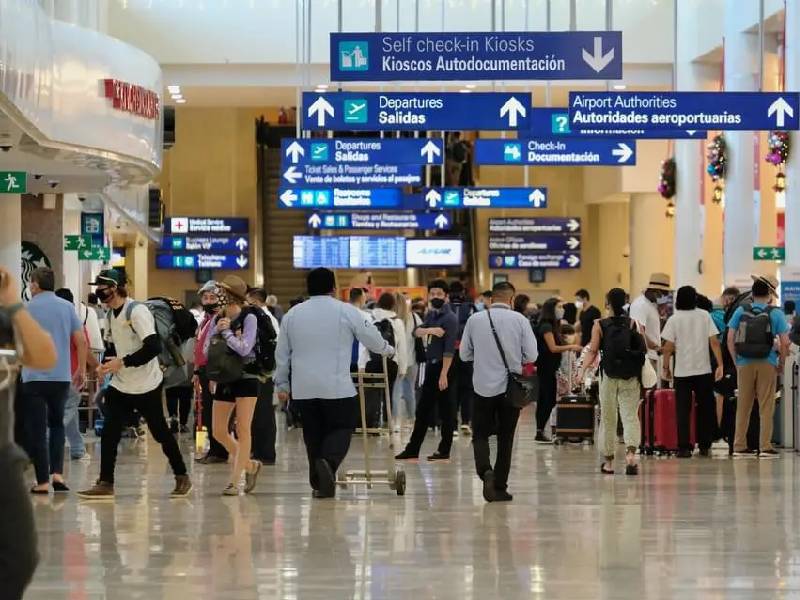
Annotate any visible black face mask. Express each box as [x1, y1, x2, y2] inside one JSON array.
[[203, 303, 219, 314], [96, 288, 113, 303], [430, 298, 445, 310]]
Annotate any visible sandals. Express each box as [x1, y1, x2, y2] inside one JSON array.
[[600, 463, 615, 475]]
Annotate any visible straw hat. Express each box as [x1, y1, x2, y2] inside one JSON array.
[[647, 272, 671, 292]]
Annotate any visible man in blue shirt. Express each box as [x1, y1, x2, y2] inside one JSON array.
[[395, 279, 460, 462], [726, 275, 789, 458], [21, 267, 86, 493], [274, 268, 393, 498]]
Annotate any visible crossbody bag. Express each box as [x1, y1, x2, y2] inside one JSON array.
[[487, 309, 538, 408]]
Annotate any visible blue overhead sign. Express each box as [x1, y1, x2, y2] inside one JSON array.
[[421, 187, 547, 210], [164, 217, 249, 235], [281, 138, 443, 165], [475, 138, 635, 166], [307, 211, 452, 231], [569, 92, 800, 131], [162, 235, 249, 253], [531, 107, 701, 140], [156, 252, 249, 270], [302, 92, 530, 131], [489, 217, 581, 234], [280, 162, 422, 187], [278, 187, 401, 209], [490, 252, 582, 269], [330, 31, 622, 81], [489, 234, 581, 253]]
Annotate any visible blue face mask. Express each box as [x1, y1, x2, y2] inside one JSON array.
[[475, 301, 485, 311]]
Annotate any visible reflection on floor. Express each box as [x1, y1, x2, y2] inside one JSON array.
[[25, 410, 800, 600]]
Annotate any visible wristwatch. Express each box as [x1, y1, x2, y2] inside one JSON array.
[[5, 303, 24, 319]]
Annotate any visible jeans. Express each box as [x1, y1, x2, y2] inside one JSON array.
[[252, 379, 277, 462], [599, 376, 641, 458], [404, 361, 455, 457], [296, 397, 357, 490], [0, 444, 38, 599], [64, 385, 85, 458], [22, 381, 70, 484], [472, 393, 521, 491], [674, 373, 716, 451], [393, 363, 418, 421]]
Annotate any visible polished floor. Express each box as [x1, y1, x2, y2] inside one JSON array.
[[24, 410, 800, 600]]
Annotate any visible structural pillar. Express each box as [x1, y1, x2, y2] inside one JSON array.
[[132, 233, 149, 300], [785, 1, 800, 268], [723, 2, 759, 287], [0, 195, 22, 294]]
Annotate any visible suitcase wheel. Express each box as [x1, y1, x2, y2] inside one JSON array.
[[395, 470, 406, 496]]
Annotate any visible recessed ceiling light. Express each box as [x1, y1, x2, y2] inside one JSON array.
[[171, 93, 183, 100], [613, 84, 627, 90], [175, 98, 187, 104], [459, 89, 472, 93], [465, 84, 476, 89], [167, 85, 181, 94], [316, 84, 329, 89]]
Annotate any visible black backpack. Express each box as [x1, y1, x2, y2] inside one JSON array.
[[367, 318, 396, 370], [599, 316, 646, 380], [450, 299, 475, 342], [734, 304, 776, 359], [241, 306, 278, 375]]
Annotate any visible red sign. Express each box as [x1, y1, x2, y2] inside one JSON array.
[[102, 79, 159, 120]]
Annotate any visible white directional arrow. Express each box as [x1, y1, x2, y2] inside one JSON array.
[[566, 237, 580, 250], [283, 165, 303, 184], [286, 141, 305, 164], [235, 237, 248, 251], [566, 219, 580, 232], [757, 248, 768, 259], [567, 254, 581, 268], [612, 142, 634, 164], [686, 130, 697, 136], [308, 213, 322, 228], [434, 213, 449, 229], [308, 96, 335, 127], [236, 255, 248, 268], [529, 189, 546, 208], [500, 97, 526, 128], [280, 189, 297, 207], [768, 97, 794, 127], [426, 189, 442, 208], [582, 36, 615, 73], [420, 140, 441, 163]]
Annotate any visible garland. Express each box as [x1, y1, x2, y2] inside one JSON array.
[[766, 131, 790, 192], [706, 134, 727, 203], [658, 157, 676, 200]]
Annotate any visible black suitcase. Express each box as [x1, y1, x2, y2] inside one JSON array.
[[720, 395, 760, 454], [554, 393, 596, 444], [358, 387, 383, 430]]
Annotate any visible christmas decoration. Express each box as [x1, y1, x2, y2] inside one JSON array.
[[658, 158, 676, 200], [665, 201, 676, 218], [765, 131, 790, 192], [706, 134, 727, 204]]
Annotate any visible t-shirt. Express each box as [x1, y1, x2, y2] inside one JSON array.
[[661, 309, 719, 377], [108, 299, 163, 394], [629, 294, 661, 361], [727, 303, 789, 367], [579, 305, 602, 347], [535, 321, 562, 374], [22, 291, 81, 383]]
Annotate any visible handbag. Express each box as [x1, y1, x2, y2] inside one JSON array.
[[205, 334, 243, 384], [641, 358, 658, 389], [487, 309, 538, 408]]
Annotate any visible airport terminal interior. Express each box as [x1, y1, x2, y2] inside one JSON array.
[[4, 0, 800, 598]]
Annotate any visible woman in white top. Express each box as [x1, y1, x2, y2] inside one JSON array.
[[393, 293, 420, 429]]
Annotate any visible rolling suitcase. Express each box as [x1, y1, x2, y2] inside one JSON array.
[[554, 393, 596, 444], [640, 388, 695, 455], [720, 394, 761, 454]]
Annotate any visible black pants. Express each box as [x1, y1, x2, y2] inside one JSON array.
[[472, 393, 521, 492], [22, 381, 70, 484], [0, 444, 38, 600], [536, 369, 558, 433], [675, 373, 716, 451], [451, 351, 474, 426], [405, 361, 455, 457], [365, 358, 398, 426], [198, 369, 228, 459], [166, 385, 192, 426], [100, 385, 187, 484], [296, 397, 357, 490], [252, 379, 277, 462]]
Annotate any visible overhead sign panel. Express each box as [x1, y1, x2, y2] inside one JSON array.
[[489, 234, 581, 252], [422, 187, 547, 210], [301, 92, 530, 131], [475, 138, 635, 166], [490, 252, 581, 269], [489, 217, 581, 234], [569, 92, 800, 131], [292, 235, 407, 269], [162, 235, 249, 253], [156, 253, 249, 270], [281, 163, 422, 187], [307, 211, 452, 231], [282, 138, 443, 165], [330, 31, 622, 81], [406, 239, 463, 266], [165, 217, 249, 235], [278, 187, 401, 209], [531, 107, 701, 140]]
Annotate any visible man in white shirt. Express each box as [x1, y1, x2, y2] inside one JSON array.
[[662, 286, 723, 458], [629, 272, 671, 363]]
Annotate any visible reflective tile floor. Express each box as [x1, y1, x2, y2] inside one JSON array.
[[24, 411, 800, 600]]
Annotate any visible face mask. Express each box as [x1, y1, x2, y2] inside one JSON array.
[[475, 301, 485, 311], [203, 303, 219, 314], [96, 288, 113, 303], [555, 307, 565, 320], [430, 298, 445, 310], [574, 300, 584, 310]]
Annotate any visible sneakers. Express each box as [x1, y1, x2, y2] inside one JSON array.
[[71, 452, 91, 462], [315, 458, 336, 498], [169, 418, 179, 435], [733, 449, 759, 459], [482, 470, 497, 503], [244, 461, 261, 494], [759, 449, 780, 459], [77, 481, 114, 500], [534, 432, 553, 444], [494, 491, 513, 502], [222, 483, 239, 496], [170, 475, 192, 498], [394, 450, 419, 461], [427, 451, 450, 462]]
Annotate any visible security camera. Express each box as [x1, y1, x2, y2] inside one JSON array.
[[78, 196, 86, 203], [137, 240, 145, 248], [0, 144, 12, 152], [48, 180, 59, 189], [33, 174, 42, 180]]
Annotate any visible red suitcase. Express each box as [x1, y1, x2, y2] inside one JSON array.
[[640, 388, 696, 455]]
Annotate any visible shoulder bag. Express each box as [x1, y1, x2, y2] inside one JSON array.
[[487, 309, 538, 408]]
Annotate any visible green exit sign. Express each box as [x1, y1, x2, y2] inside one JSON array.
[[0, 171, 26, 194], [64, 235, 93, 251], [753, 246, 786, 261], [79, 246, 111, 261]]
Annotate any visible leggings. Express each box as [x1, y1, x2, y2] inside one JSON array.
[[535, 369, 558, 433]]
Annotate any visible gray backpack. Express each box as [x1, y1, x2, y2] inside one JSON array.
[[734, 304, 776, 359]]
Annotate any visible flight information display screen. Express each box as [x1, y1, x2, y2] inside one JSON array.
[[292, 235, 462, 269], [292, 236, 351, 269], [349, 236, 406, 269]]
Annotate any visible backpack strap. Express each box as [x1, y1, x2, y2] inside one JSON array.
[[124, 300, 143, 338]]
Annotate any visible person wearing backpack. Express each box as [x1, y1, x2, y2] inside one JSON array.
[[78, 270, 191, 499], [661, 286, 724, 458], [205, 275, 267, 495], [582, 288, 647, 475], [448, 281, 476, 435], [726, 275, 790, 458]]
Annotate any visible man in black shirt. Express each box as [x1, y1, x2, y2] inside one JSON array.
[[395, 280, 459, 462], [575, 289, 602, 348]]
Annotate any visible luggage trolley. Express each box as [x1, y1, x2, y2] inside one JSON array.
[[338, 356, 406, 496]]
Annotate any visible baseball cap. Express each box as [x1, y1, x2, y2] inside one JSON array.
[[89, 269, 124, 287]]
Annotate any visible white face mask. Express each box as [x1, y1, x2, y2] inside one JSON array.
[[574, 300, 584, 310], [555, 307, 565, 320]]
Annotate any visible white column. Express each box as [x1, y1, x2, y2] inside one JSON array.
[[723, 3, 759, 286], [0, 195, 22, 293], [133, 234, 149, 300], [785, 1, 800, 268]]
